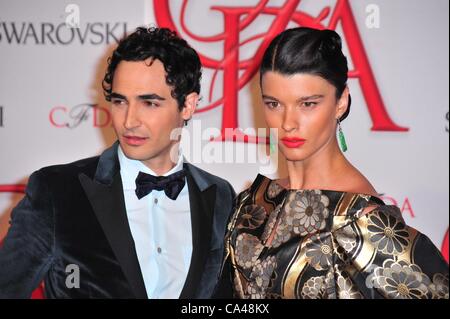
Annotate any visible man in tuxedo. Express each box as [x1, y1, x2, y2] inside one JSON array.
[[0, 27, 235, 299]]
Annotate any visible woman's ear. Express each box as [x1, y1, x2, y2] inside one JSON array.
[[336, 86, 350, 119], [182, 92, 199, 124]]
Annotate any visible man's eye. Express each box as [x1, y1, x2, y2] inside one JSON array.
[[111, 100, 125, 105], [144, 101, 160, 107], [303, 101, 318, 107]]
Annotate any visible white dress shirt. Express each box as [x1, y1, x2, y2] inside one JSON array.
[[118, 146, 193, 299]]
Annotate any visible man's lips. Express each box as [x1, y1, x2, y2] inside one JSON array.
[[281, 137, 306, 148], [123, 135, 148, 146]]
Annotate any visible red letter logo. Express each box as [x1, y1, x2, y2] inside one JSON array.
[[155, 0, 408, 143]]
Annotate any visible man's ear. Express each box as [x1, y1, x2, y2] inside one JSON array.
[[182, 92, 199, 123], [336, 86, 350, 119]]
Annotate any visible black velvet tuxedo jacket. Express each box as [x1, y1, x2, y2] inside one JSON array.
[[0, 142, 236, 299]]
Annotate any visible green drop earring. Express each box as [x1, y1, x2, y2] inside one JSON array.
[[337, 119, 348, 152], [269, 130, 277, 155]]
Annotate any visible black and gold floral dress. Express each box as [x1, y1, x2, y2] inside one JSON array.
[[217, 174, 449, 299]]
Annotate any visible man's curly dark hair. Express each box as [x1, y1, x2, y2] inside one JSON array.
[[102, 27, 202, 110]]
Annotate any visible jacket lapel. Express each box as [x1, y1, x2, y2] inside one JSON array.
[[78, 142, 148, 299], [179, 163, 217, 299]]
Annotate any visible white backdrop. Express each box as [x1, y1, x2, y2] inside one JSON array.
[[0, 0, 448, 258]]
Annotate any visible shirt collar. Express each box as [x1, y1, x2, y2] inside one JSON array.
[[118, 145, 185, 190]]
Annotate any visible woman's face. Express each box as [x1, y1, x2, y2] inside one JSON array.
[[261, 71, 348, 162]]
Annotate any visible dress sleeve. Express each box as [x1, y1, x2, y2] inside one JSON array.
[[332, 205, 449, 299]]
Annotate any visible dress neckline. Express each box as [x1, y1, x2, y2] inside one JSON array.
[[253, 174, 384, 204]]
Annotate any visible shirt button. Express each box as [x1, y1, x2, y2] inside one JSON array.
[[154, 198, 158, 204], [157, 247, 162, 254]]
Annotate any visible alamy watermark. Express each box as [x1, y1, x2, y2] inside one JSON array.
[[365, 4, 381, 29], [65, 264, 80, 289], [169, 120, 279, 175], [65, 4, 80, 29]]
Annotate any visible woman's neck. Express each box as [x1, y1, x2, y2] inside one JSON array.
[[285, 140, 350, 190]]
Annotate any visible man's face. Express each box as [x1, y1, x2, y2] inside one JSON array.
[[110, 59, 194, 167]]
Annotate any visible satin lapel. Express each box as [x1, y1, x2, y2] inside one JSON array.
[[78, 142, 147, 299], [179, 166, 216, 299]]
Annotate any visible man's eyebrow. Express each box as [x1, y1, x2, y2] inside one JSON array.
[[137, 94, 166, 101], [110, 92, 127, 100]]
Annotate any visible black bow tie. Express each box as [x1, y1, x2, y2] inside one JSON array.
[[135, 169, 187, 200]]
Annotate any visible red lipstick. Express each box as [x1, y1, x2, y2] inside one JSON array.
[[281, 137, 306, 148]]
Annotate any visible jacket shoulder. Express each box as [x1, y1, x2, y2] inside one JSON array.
[[185, 163, 235, 196], [37, 155, 100, 181]]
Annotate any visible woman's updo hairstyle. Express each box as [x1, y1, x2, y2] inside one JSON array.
[[260, 27, 351, 121]]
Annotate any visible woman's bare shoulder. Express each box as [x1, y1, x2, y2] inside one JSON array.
[[343, 168, 379, 197]]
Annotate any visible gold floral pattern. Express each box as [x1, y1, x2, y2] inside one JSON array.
[[236, 205, 267, 230], [372, 259, 431, 299], [285, 190, 330, 235], [367, 211, 410, 255], [261, 204, 282, 244], [270, 190, 330, 248], [430, 273, 449, 299], [335, 225, 358, 252], [337, 275, 363, 299], [234, 233, 264, 269], [247, 256, 277, 299], [301, 276, 326, 299], [223, 175, 449, 299], [305, 234, 333, 271], [266, 181, 284, 199], [333, 239, 351, 265]]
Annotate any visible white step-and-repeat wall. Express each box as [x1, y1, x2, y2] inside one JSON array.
[[1, 0, 448, 262]]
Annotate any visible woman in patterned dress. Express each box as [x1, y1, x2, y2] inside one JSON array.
[[215, 27, 448, 299]]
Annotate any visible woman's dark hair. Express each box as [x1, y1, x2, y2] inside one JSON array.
[[260, 27, 351, 121], [103, 27, 202, 110]]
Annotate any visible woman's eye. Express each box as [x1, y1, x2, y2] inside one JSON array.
[[265, 101, 279, 109]]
